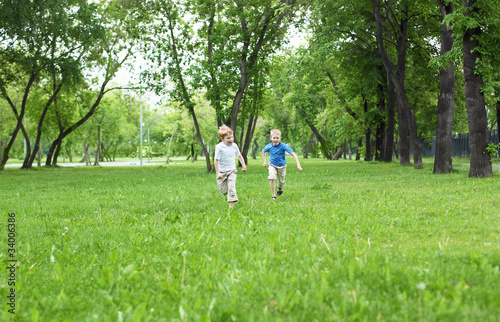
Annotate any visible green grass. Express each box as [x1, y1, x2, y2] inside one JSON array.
[[1, 158, 499, 321]]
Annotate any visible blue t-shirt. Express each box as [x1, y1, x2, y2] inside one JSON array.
[[263, 142, 293, 167]]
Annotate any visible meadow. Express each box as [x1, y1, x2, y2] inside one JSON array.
[[1, 158, 499, 321]]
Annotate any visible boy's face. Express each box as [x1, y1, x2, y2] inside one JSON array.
[[271, 134, 281, 146], [221, 134, 234, 146]]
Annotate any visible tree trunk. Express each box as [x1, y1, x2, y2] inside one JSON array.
[[409, 109, 423, 168], [112, 142, 118, 161], [374, 0, 409, 165], [238, 97, 247, 145], [374, 1, 422, 167], [189, 143, 195, 162], [24, 64, 62, 169], [356, 138, 362, 160], [332, 142, 345, 160], [37, 149, 42, 167], [252, 139, 259, 159], [50, 137, 62, 166], [433, 0, 455, 174], [241, 77, 261, 164], [0, 140, 4, 166], [83, 144, 90, 165], [462, 0, 492, 177], [393, 14, 411, 167], [393, 137, 399, 159], [306, 120, 333, 160], [303, 133, 315, 159], [230, 5, 278, 133], [364, 97, 373, 161], [168, 16, 212, 172], [66, 144, 73, 163], [45, 78, 110, 165], [376, 80, 385, 161], [207, 8, 225, 127], [47, 136, 61, 166], [375, 125, 384, 161], [497, 100, 500, 144], [0, 73, 37, 171], [188, 106, 209, 169], [94, 125, 100, 166], [230, 69, 248, 133], [242, 114, 258, 165], [53, 140, 62, 165], [24, 83, 63, 169], [384, 68, 396, 162]]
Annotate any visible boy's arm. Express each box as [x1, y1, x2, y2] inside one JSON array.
[[214, 159, 223, 178], [238, 155, 247, 172], [262, 150, 267, 167], [290, 152, 303, 171]]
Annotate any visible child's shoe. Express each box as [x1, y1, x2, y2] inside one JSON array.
[[277, 188, 283, 196]]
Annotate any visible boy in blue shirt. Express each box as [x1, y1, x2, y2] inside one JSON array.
[[262, 129, 303, 200]]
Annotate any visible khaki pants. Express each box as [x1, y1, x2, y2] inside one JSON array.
[[268, 164, 287, 189], [217, 169, 238, 203]]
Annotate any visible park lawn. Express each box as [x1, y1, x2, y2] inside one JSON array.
[[1, 159, 499, 321], [4, 156, 170, 165]]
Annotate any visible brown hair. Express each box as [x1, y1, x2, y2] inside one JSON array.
[[218, 125, 234, 138]]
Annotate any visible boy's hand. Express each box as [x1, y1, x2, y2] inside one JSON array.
[[216, 173, 223, 179], [262, 162, 267, 167], [297, 166, 303, 172], [242, 166, 247, 172]]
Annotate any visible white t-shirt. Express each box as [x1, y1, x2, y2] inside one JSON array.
[[215, 142, 241, 173]]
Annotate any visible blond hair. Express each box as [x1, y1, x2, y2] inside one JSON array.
[[218, 125, 233, 138], [270, 129, 281, 137]]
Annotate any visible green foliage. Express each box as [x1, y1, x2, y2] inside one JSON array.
[[1, 160, 499, 320], [356, 145, 366, 159], [0, 0, 142, 169], [444, 0, 500, 102], [0, 0, 105, 91], [485, 142, 500, 157]]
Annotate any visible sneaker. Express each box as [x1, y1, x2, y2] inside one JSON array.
[[271, 196, 277, 200], [277, 188, 283, 196]]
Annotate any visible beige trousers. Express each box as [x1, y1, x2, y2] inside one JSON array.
[[268, 164, 287, 189], [217, 169, 238, 203]]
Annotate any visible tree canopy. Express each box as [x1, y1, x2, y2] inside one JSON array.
[[1, 0, 499, 176]]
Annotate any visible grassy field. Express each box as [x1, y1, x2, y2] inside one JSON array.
[[1, 158, 499, 321]]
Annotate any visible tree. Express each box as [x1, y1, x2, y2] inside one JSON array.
[[433, 0, 455, 174], [226, 0, 306, 134], [44, 0, 140, 167], [309, 0, 395, 163], [460, 0, 494, 176], [373, 0, 424, 169], [238, 70, 266, 164], [268, 51, 336, 159], [0, 0, 108, 170], [0, 0, 139, 170]]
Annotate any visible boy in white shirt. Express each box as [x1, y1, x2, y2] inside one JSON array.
[[214, 125, 247, 207]]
